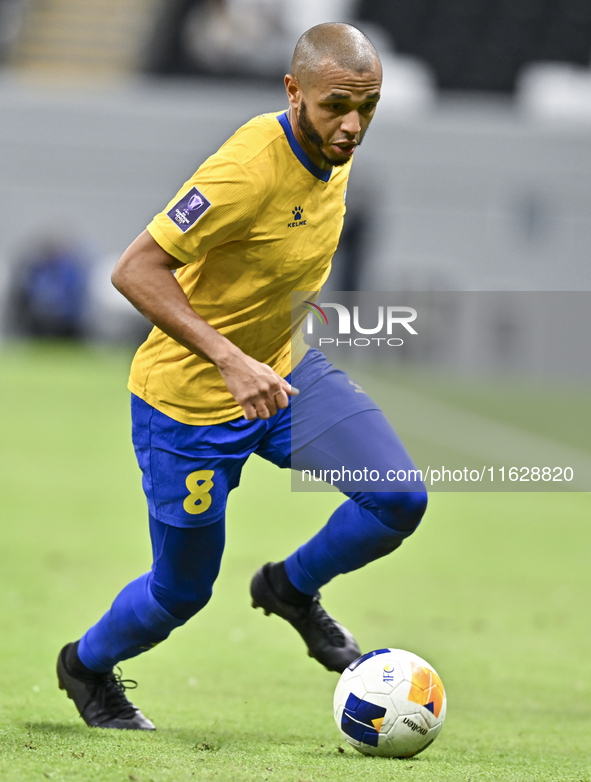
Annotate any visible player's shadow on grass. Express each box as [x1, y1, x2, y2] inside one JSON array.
[[24, 721, 221, 746], [22, 721, 153, 740], [24, 722, 86, 736], [299, 746, 426, 762]]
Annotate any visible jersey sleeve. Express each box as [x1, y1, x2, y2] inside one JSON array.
[[147, 154, 260, 265]]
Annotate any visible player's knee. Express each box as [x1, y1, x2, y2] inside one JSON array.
[[370, 487, 428, 538], [149, 580, 213, 623]]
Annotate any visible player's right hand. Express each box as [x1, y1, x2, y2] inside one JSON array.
[[216, 350, 299, 420]]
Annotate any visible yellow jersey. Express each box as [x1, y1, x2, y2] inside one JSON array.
[[128, 110, 351, 425]]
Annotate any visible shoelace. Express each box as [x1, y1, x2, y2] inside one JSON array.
[[96, 668, 138, 720], [309, 598, 346, 647]]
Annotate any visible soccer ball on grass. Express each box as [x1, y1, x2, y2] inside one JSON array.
[[334, 648, 446, 758]]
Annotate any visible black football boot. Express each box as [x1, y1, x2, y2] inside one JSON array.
[[57, 642, 156, 730], [250, 562, 361, 673]]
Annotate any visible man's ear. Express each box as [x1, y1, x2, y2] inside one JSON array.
[[284, 74, 302, 110]]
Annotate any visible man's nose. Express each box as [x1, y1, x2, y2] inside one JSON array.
[[340, 110, 361, 136]]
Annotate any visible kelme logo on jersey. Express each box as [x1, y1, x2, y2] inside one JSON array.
[[341, 692, 387, 747], [407, 662, 444, 718], [288, 205, 306, 228], [167, 187, 212, 232]]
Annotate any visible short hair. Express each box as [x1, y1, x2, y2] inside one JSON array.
[[291, 23, 380, 88]]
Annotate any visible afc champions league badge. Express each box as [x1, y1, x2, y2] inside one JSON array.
[[167, 187, 212, 232]]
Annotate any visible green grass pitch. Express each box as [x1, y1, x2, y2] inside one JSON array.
[[0, 343, 589, 782]]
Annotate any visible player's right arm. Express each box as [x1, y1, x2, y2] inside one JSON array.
[[111, 229, 297, 420]]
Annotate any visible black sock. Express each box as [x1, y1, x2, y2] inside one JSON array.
[[267, 561, 313, 606], [66, 640, 103, 678]]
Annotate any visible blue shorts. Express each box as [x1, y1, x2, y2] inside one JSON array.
[[131, 348, 414, 528]]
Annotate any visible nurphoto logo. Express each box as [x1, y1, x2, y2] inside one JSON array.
[[302, 301, 418, 348]]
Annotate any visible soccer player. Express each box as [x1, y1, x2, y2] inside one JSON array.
[[57, 22, 427, 730]]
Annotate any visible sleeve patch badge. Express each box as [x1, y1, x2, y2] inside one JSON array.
[[166, 187, 212, 232]]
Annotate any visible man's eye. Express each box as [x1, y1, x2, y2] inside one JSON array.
[[329, 103, 344, 111]]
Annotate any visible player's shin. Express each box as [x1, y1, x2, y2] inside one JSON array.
[[284, 490, 427, 595], [77, 573, 186, 672]]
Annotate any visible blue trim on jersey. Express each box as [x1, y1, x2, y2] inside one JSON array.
[[277, 111, 332, 183]]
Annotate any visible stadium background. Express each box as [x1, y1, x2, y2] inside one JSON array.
[[0, 2, 590, 781]]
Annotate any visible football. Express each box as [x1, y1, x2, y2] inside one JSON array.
[[333, 648, 447, 758]]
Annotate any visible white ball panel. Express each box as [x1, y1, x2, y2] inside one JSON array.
[[359, 655, 406, 696], [384, 711, 431, 757]]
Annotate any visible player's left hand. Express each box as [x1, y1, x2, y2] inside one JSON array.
[[216, 350, 299, 420]]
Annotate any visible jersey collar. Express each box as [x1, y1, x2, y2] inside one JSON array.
[[277, 111, 332, 183]]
